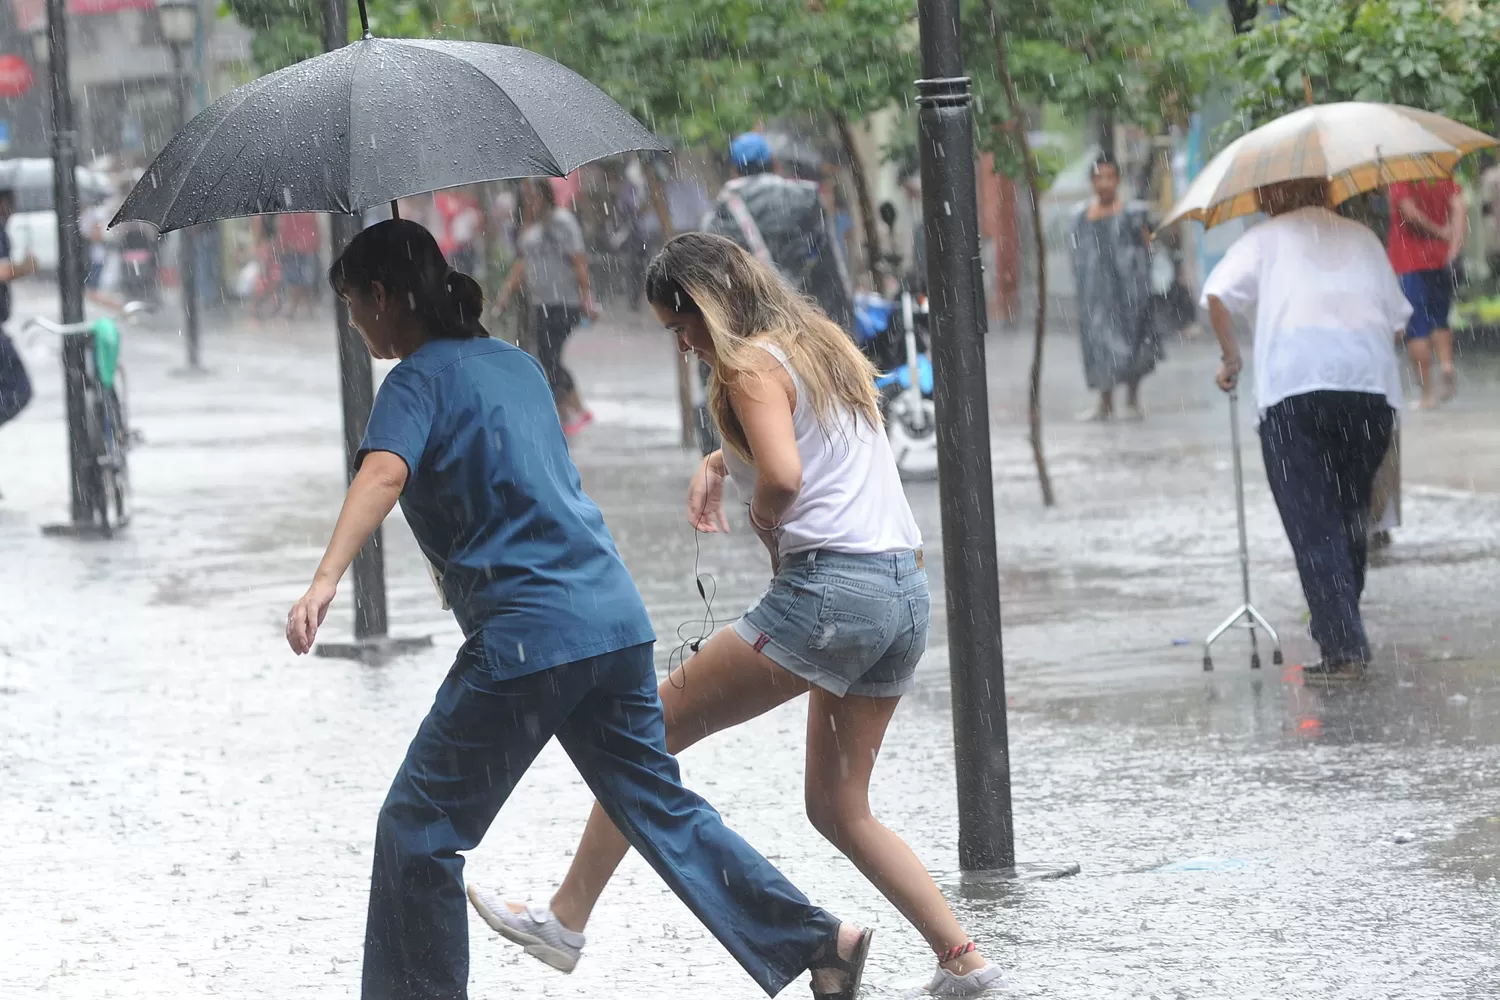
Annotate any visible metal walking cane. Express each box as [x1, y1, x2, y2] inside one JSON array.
[[1203, 388, 1283, 671]]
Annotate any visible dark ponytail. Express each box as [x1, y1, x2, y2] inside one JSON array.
[[328, 218, 487, 339]]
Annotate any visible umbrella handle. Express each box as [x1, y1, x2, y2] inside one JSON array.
[[391, 200, 400, 220]]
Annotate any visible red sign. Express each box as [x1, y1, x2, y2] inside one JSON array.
[[11, 0, 158, 34], [0, 55, 34, 99]]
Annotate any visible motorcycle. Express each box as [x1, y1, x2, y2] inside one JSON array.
[[853, 272, 937, 480]]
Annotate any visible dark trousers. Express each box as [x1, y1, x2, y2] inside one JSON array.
[[0, 331, 33, 427], [362, 641, 836, 1000], [533, 304, 581, 400], [1259, 391, 1394, 665]]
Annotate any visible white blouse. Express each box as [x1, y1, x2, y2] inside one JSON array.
[[1201, 207, 1410, 417]]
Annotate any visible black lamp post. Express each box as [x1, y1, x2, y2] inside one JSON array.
[[916, 0, 1084, 885], [157, 0, 203, 373], [31, 3, 96, 530], [311, 0, 430, 662]]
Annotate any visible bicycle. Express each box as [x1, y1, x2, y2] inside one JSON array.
[[22, 303, 145, 537]]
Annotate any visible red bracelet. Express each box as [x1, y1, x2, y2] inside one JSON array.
[[939, 941, 977, 964]]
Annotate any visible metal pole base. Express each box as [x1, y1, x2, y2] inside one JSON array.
[[1203, 603, 1283, 672], [942, 862, 1082, 900], [314, 633, 434, 664], [40, 521, 113, 539]]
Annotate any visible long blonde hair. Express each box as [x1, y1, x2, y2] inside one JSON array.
[[645, 232, 880, 465]]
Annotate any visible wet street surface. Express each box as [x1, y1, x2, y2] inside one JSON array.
[[3, 288, 1500, 998]]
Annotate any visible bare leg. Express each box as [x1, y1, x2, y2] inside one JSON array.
[[1432, 326, 1457, 401], [546, 628, 809, 931], [803, 689, 989, 977], [1079, 390, 1113, 422], [1124, 379, 1144, 420], [1406, 337, 1434, 408]]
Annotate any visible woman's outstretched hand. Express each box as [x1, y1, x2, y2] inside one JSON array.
[[286, 578, 337, 655], [687, 451, 731, 533]]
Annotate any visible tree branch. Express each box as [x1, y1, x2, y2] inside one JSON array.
[[984, 0, 1055, 507]]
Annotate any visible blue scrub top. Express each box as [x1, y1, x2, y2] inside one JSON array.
[[358, 336, 654, 678]]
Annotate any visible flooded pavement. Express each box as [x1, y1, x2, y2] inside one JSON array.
[[3, 288, 1500, 998]]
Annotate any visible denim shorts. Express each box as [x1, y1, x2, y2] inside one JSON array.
[[733, 549, 930, 698]]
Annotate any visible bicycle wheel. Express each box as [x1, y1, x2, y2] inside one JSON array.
[[83, 386, 113, 537], [101, 386, 131, 530]]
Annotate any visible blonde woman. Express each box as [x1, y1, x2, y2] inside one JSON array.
[[469, 233, 1006, 997]]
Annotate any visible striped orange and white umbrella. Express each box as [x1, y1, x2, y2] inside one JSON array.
[[1162, 102, 1497, 230]]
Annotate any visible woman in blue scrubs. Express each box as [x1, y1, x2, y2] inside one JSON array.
[[284, 219, 870, 1000]]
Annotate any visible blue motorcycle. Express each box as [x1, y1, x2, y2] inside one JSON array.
[[853, 284, 937, 479]]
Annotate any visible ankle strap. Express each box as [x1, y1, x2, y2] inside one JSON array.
[[939, 941, 976, 964]]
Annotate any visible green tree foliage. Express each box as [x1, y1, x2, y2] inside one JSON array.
[[752, 0, 914, 124], [962, 0, 1221, 177], [494, 0, 765, 145], [220, 0, 467, 72], [1228, 0, 1500, 130]]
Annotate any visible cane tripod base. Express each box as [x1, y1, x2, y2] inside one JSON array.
[[1203, 603, 1283, 672]]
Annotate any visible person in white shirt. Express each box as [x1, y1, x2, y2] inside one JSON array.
[[1202, 179, 1411, 682], [468, 233, 1006, 997]]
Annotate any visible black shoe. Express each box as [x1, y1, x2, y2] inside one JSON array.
[[1303, 659, 1367, 682], [809, 926, 874, 999]]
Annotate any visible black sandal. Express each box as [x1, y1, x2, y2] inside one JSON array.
[[810, 926, 874, 999]]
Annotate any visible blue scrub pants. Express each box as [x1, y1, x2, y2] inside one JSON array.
[[362, 641, 838, 999]]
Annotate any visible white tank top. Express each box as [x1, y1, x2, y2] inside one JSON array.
[[722, 343, 922, 557]]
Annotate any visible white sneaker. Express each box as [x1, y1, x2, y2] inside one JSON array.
[[926, 961, 1010, 996], [467, 885, 585, 973]]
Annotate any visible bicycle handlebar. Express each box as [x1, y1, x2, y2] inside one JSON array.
[[22, 316, 96, 337], [23, 301, 149, 342]]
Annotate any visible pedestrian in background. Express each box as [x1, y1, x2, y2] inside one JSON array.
[[435, 189, 483, 276], [276, 213, 322, 320], [703, 132, 856, 332], [1071, 152, 1161, 422], [0, 189, 39, 444], [249, 215, 283, 320], [286, 219, 873, 1000], [1388, 177, 1465, 408], [492, 178, 597, 437], [1479, 153, 1500, 293], [1202, 179, 1409, 682], [610, 162, 651, 312], [471, 233, 1007, 997]]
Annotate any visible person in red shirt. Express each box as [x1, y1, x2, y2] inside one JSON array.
[[275, 213, 323, 320], [434, 190, 483, 276], [1388, 178, 1466, 408]]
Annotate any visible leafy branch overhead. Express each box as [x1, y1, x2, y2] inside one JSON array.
[[1227, 0, 1500, 131], [960, 0, 1221, 178]]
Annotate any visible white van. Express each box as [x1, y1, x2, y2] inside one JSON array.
[[0, 158, 114, 273]]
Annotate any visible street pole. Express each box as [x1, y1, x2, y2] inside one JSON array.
[[916, 0, 1015, 871], [329, 208, 388, 641], [43, 0, 92, 526], [316, 0, 397, 654], [170, 40, 202, 372]]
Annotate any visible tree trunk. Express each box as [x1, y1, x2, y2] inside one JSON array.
[[1095, 110, 1116, 161], [831, 110, 883, 290], [644, 157, 697, 450], [984, 0, 1055, 507]]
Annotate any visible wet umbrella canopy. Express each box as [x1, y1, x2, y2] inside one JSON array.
[[111, 38, 666, 233]]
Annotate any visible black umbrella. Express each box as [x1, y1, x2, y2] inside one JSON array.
[[112, 35, 665, 233]]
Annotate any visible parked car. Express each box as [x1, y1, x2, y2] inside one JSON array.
[[0, 158, 114, 273]]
